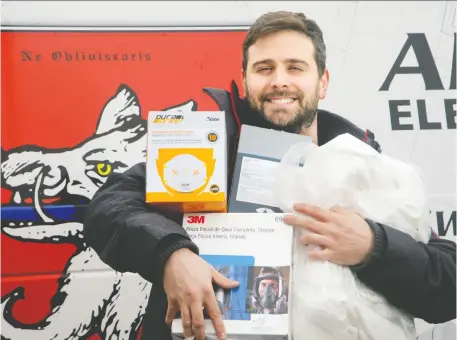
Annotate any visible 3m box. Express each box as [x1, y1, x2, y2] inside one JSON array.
[[228, 124, 312, 213], [145, 111, 227, 213], [172, 213, 293, 340]]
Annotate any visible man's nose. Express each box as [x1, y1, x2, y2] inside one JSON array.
[[270, 67, 291, 89]]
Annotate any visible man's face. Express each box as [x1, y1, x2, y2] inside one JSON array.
[[243, 30, 329, 133], [258, 278, 279, 297]]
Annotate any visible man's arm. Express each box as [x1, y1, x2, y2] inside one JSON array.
[[83, 162, 198, 285], [283, 203, 456, 324], [351, 220, 456, 324]]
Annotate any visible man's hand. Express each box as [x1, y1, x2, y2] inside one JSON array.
[[163, 248, 239, 340], [283, 203, 375, 266]]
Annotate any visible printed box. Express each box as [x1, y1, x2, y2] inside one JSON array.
[[172, 213, 293, 340], [228, 124, 312, 213], [145, 111, 227, 213]]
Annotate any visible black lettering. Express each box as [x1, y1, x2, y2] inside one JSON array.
[[380, 33, 444, 91], [122, 53, 129, 61], [389, 100, 413, 130], [105, 53, 111, 61], [65, 52, 72, 61], [436, 211, 456, 236], [131, 53, 136, 61], [52, 51, 62, 61], [450, 33, 456, 90], [89, 53, 96, 61], [145, 53, 151, 61], [21, 51, 41, 61], [21, 51, 33, 61], [417, 100, 442, 129], [445, 98, 456, 129]]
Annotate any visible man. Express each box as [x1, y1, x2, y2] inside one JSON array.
[[250, 267, 288, 315], [83, 11, 456, 340]]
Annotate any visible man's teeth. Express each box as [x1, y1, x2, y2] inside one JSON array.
[[270, 98, 295, 104]]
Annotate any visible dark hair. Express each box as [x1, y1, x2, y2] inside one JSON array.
[[242, 11, 326, 77], [259, 266, 279, 277]]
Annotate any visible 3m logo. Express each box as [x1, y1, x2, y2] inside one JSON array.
[[153, 114, 184, 124], [187, 215, 205, 224]]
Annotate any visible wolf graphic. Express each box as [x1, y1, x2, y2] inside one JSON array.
[[1, 84, 197, 340]]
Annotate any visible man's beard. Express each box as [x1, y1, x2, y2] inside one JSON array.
[[246, 88, 319, 134]]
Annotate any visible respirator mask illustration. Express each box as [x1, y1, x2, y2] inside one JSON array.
[[253, 267, 284, 310], [155, 148, 216, 195]]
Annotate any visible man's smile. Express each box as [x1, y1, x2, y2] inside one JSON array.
[[265, 97, 298, 106]]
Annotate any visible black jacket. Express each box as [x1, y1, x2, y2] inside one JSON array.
[[83, 81, 456, 340]]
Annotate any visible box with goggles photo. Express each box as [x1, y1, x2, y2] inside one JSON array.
[[172, 213, 293, 340], [145, 110, 227, 212]]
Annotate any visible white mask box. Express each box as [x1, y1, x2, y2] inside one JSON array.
[[146, 110, 227, 213]]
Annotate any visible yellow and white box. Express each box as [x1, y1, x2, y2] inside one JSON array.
[[146, 110, 227, 212]]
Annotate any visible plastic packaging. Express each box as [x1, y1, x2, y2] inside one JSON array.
[[274, 133, 431, 340]]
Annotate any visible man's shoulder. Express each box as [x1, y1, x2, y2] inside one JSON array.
[[112, 162, 147, 184], [317, 109, 382, 152], [126, 161, 146, 174]]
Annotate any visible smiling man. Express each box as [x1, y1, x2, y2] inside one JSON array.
[[243, 29, 326, 143], [83, 11, 456, 340]]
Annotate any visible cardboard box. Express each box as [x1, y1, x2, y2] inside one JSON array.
[[146, 111, 227, 212], [228, 125, 312, 213], [172, 213, 293, 340]]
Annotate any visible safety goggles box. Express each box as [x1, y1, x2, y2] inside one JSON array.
[[145, 110, 227, 213], [172, 212, 293, 339], [228, 124, 312, 213]]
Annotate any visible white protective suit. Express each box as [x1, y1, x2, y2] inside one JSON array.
[[274, 133, 431, 340]]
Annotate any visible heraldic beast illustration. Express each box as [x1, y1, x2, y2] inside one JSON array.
[[1, 84, 197, 340]]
